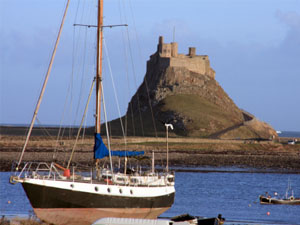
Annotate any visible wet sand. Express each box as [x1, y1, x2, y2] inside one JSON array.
[[1, 133, 300, 172]]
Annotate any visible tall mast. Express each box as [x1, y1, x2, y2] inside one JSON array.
[[95, 0, 103, 133], [16, 0, 71, 169]]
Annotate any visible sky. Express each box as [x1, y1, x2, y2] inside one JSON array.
[[1, 0, 300, 131]]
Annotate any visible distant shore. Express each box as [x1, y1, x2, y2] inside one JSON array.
[[1, 125, 300, 172]]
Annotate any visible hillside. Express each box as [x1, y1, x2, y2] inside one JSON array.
[[106, 36, 277, 139]]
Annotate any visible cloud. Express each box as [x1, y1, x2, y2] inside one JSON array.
[[275, 11, 300, 58], [276, 10, 300, 28]]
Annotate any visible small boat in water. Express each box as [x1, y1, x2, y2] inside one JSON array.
[[259, 195, 300, 205], [92, 214, 225, 225], [170, 213, 224, 225], [259, 180, 300, 205]]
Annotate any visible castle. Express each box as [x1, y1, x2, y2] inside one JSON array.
[[148, 36, 215, 79]]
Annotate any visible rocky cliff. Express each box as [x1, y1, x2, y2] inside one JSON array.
[[108, 36, 277, 139]]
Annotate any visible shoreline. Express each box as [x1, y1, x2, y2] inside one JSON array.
[[1, 133, 300, 172]]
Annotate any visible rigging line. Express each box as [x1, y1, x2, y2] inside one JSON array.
[[118, 0, 135, 139], [125, 27, 145, 137], [68, 5, 84, 137], [55, 0, 89, 161], [128, 0, 158, 137], [72, 0, 95, 130], [78, 0, 87, 27], [35, 118, 54, 139], [79, 3, 97, 145], [16, 0, 71, 169], [101, 82, 114, 179], [103, 38, 126, 142], [52, 69, 75, 160], [55, 23, 82, 159], [52, 80, 73, 159], [67, 78, 95, 169], [117, 0, 128, 140], [120, 0, 137, 137], [73, 27, 89, 127], [68, 0, 92, 137], [73, 0, 81, 23], [68, 22, 76, 138], [80, 99, 89, 144], [118, 0, 143, 136]]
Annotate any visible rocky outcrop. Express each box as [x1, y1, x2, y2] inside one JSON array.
[[111, 36, 277, 139]]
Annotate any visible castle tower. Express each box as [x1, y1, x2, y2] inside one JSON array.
[[188, 47, 196, 57], [159, 36, 164, 45], [171, 42, 178, 57], [158, 36, 171, 57], [158, 36, 164, 53]]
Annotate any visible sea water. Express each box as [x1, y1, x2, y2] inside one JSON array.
[[1, 168, 300, 225], [278, 131, 300, 138]]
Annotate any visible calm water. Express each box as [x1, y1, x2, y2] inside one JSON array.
[[1, 169, 300, 225], [278, 131, 300, 138]]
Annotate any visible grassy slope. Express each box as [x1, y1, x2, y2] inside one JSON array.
[[104, 94, 245, 138], [160, 94, 243, 137]]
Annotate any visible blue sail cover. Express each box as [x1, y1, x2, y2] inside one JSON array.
[[94, 133, 144, 159]]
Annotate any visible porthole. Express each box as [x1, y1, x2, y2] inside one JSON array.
[[70, 184, 74, 188], [95, 187, 98, 192], [119, 189, 122, 194], [107, 188, 111, 193], [130, 190, 133, 195]]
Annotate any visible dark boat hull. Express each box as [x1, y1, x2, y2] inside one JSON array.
[[22, 182, 175, 225], [22, 182, 174, 208], [259, 195, 300, 205]]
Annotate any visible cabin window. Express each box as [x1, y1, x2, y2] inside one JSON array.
[[130, 178, 138, 183], [117, 177, 125, 181]]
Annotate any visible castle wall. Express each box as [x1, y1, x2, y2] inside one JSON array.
[[153, 36, 215, 79], [169, 56, 209, 76], [158, 57, 171, 70]]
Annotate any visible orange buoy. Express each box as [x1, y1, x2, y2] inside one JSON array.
[[267, 212, 270, 216]]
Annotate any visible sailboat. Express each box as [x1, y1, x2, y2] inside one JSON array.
[[10, 1, 175, 225]]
